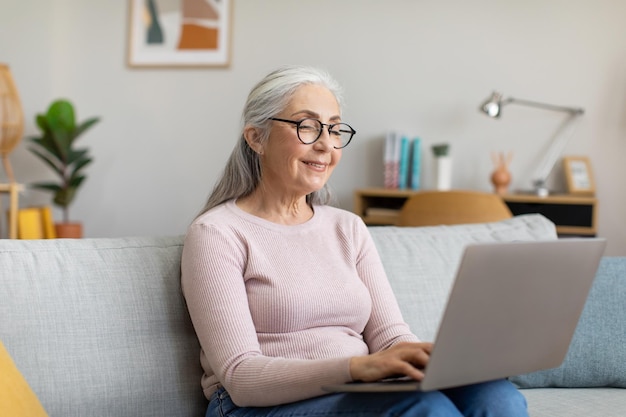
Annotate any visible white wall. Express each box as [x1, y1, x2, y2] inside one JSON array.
[[1, 0, 625, 255]]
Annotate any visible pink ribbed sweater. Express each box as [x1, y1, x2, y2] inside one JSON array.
[[181, 200, 418, 407]]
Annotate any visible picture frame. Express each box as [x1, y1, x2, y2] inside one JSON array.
[[127, 0, 232, 68], [563, 156, 595, 195]]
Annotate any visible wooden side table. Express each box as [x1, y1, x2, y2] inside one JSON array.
[[0, 183, 23, 239]]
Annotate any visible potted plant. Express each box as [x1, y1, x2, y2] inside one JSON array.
[[431, 143, 451, 191], [28, 99, 100, 238]]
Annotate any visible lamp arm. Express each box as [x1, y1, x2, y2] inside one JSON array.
[[506, 97, 584, 115], [530, 114, 582, 195]]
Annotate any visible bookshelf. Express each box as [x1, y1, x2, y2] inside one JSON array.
[[353, 188, 598, 236], [354, 188, 420, 225]]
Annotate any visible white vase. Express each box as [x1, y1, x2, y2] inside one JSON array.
[[435, 156, 452, 190]]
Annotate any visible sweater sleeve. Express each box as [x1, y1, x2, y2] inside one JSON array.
[[352, 219, 421, 350], [181, 222, 353, 407]]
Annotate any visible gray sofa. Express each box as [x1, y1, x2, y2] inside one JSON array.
[[1, 214, 624, 416]]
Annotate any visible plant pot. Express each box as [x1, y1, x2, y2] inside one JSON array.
[[55, 222, 83, 239], [435, 156, 452, 191]]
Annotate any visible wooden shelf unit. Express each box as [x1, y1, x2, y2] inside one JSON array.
[[354, 188, 420, 225], [354, 188, 598, 236], [501, 193, 597, 236]]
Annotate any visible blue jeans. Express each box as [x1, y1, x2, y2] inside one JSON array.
[[207, 379, 528, 417]]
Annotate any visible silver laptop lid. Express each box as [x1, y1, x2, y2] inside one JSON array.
[[421, 238, 606, 391]]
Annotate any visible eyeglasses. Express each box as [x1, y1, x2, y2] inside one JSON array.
[[269, 117, 356, 149]]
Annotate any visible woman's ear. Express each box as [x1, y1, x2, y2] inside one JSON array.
[[243, 126, 264, 155]]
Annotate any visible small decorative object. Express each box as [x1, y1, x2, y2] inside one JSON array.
[[432, 143, 451, 191], [128, 0, 233, 67], [28, 99, 100, 238], [490, 151, 513, 195], [479, 91, 584, 197], [563, 155, 595, 196], [0, 64, 24, 183]]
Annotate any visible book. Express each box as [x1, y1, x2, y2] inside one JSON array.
[[17, 208, 44, 239], [40, 206, 57, 238], [384, 131, 400, 188], [16, 206, 56, 239], [410, 137, 422, 190], [398, 136, 410, 189]]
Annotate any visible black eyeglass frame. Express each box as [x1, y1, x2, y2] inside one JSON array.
[[269, 117, 356, 149]]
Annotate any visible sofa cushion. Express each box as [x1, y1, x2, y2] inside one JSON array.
[[0, 236, 206, 417], [522, 387, 626, 417], [510, 257, 626, 388], [368, 214, 558, 341]]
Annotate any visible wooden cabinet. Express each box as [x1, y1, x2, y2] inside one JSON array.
[[354, 188, 598, 236], [501, 193, 597, 236]]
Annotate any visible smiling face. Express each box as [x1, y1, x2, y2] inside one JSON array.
[[247, 83, 342, 202]]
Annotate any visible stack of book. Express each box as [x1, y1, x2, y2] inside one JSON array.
[[384, 131, 422, 190], [15, 206, 56, 239]]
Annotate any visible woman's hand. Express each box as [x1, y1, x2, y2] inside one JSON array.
[[349, 342, 433, 382]]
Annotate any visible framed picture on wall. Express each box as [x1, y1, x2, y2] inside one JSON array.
[[563, 156, 595, 195], [127, 0, 232, 68]]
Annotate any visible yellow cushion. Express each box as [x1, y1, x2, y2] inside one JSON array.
[[0, 340, 48, 417]]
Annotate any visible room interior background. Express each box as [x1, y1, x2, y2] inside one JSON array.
[[1, 0, 625, 255]]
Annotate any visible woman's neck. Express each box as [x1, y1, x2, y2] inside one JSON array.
[[236, 189, 313, 225]]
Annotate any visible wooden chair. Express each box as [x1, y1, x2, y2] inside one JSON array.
[[395, 190, 513, 227]]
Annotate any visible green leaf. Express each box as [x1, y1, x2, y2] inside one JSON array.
[[71, 117, 100, 144], [30, 182, 63, 193], [431, 143, 450, 157], [28, 147, 64, 177], [30, 132, 60, 158], [45, 100, 79, 160], [66, 148, 90, 165], [48, 122, 70, 160], [70, 157, 92, 177], [35, 114, 48, 131], [53, 187, 76, 208], [47, 100, 76, 131], [68, 175, 86, 188]]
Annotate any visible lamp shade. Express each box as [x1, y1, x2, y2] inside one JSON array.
[[0, 64, 24, 182], [479, 91, 504, 118]]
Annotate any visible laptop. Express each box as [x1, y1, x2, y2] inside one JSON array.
[[323, 238, 606, 393]]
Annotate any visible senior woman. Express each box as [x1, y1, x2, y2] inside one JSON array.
[[181, 66, 528, 417]]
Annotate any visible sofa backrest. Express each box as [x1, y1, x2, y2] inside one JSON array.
[[369, 214, 558, 340], [0, 214, 557, 416], [0, 236, 206, 417]]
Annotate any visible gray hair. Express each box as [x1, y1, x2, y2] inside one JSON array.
[[198, 65, 344, 216]]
